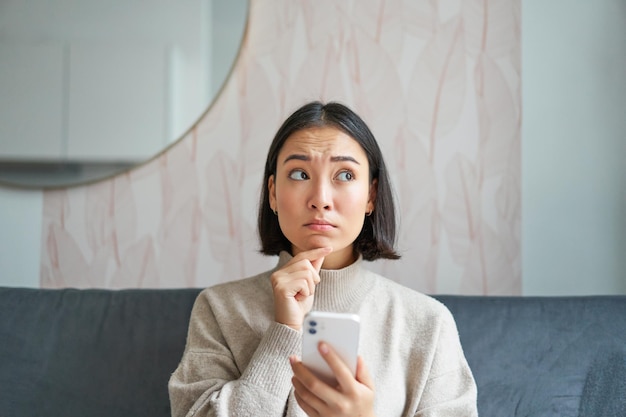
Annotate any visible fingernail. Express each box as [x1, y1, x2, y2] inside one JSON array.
[[319, 342, 329, 355], [289, 355, 297, 364]]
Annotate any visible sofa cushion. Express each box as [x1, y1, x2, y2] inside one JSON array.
[[578, 350, 626, 417]]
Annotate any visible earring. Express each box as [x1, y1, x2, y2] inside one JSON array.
[[273, 209, 278, 215], [366, 210, 373, 217]]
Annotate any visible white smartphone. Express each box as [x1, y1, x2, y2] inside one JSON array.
[[301, 311, 360, 385]]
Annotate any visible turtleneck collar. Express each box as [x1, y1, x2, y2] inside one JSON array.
[[275, 251, 376, 313]]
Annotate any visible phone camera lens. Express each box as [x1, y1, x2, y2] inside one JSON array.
[[308, 328, 317, 334], [308, 320, 317, 327]]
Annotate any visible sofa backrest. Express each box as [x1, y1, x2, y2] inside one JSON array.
[[438, 295, 626, 417], [0, 287, 200, 417], [1, 288, 625, 417]]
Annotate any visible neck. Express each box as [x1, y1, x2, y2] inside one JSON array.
[[321, 248, 357, 270]]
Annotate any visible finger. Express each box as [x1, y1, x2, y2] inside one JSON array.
[[309, 256, 325, 274], [293, 389, 320, 417], [290, 356, 332, 411], [292, 376, 326, 415], [355, 356, 375, 390], [292, 271, 315, 297], [290, 355, 335, 395], [273, 271, 313, 298], [293, 280, 314, 301], [293, 247, 332, 271], [317, 342, 356, 390]]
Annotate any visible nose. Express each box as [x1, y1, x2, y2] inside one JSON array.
[[308, 179, 332, 211]]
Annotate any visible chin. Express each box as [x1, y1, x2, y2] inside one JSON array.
[[306, 242, 334, 252]]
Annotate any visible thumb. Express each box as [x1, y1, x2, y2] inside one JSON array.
[[309, 247, 332, 272], [310, 256, 325, 272], [355, 356, 375, 390]]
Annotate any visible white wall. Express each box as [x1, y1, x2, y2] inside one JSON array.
[[0, 187, 42, 288], [522, 0, 626, 295]]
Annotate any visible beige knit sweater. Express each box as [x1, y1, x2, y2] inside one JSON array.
[[168, 253, 478, 417]]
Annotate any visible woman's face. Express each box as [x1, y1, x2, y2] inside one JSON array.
[[268, 126, 376, 269]]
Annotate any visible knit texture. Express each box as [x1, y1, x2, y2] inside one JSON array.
[[168, 253, 478, 416]]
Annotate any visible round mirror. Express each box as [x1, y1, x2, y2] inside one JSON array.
[[0, 0, 248, 188]]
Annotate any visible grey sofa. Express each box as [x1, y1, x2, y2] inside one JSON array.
[[1, 287, 624, 417]]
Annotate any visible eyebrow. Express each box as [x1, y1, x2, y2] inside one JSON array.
[[282, 154, 361, 165]]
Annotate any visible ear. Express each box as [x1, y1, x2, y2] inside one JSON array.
[[268, 175, 277, 212], [367, 178, 378, 214]]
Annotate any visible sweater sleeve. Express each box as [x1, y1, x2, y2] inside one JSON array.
[[414, 308, 478, 417], [168, 292, 300, 417]]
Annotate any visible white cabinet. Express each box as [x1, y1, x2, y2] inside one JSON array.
[[0, 43, 65, 161], [0, 0, 212, 167], [67, 42, 167, 162], [0, 41, 170, 164]]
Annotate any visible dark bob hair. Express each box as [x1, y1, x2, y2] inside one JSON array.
[[257, 101, 400, 261]]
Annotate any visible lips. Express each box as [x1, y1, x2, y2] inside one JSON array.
[[305, 219, 335, 230]]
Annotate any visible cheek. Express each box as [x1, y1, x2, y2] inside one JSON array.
[[275, 183, 300, 210], [338, 184, 370, 210]]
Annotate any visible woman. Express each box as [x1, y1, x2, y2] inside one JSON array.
[[168, 101, 478, 417]]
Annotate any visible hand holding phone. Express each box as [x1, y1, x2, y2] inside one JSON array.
[[301, 311, 360, 385]]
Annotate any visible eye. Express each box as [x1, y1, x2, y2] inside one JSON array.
[[288, 169, 309, 181], [336, 171, 354, 182]]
